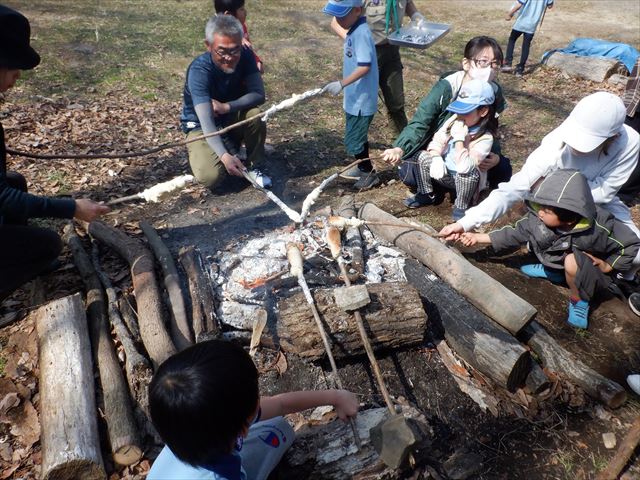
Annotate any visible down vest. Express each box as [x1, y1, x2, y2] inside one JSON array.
[[489, 169, 640, 272]]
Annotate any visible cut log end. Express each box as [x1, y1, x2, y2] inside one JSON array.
[[114, 445, 144, 467], [506, 352, 532, 393], [601, 387, 627, 410], [44, 461, 104, 480]]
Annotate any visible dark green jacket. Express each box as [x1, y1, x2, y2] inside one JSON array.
[[393, 71, 506, 160]]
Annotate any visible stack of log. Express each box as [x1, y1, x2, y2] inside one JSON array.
[[36, 220, 222, 477]]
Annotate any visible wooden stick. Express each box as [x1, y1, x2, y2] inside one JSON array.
[[88, 220, 176, 368], [119, 294, 142, 345], [140, 220, 193, 350], [286, 243, 361, 449], [63, 225, 142, 466], [596, 416, 640, 480]]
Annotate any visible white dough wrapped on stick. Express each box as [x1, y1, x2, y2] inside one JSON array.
[[261, 88, 323, 122], [107, 174, 195, 205]]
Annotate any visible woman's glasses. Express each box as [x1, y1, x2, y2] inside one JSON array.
[[472, 58, 500, 69]]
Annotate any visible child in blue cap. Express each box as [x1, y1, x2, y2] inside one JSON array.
[[403, 79, 498, 221], [322, 0, 380, 190]]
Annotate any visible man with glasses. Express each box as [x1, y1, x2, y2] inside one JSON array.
[[181, 14, 270, 190]]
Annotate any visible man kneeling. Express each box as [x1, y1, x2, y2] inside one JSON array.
[[181, 14, 270, 190]]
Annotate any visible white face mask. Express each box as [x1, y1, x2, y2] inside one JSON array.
[[468, 64, 495, 82]]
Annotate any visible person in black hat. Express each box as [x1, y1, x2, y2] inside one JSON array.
[[0, 4, 110, 303]]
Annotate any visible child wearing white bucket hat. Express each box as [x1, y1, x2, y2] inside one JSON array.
[[403, 79, 498, 221]]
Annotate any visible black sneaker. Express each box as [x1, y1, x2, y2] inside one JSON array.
[[613, 274, 640, 297], [353, 171, 381, 190], [340, 164, 367, 181], [629, 293, 640, 316]]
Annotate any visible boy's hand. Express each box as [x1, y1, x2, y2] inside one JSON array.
[[459, 232, 479, 247], [74, 199, 110, 222], [322, 80, 343, 96], [332, 389, 359, 421], [584, 253, 613, 274], [505, 13, 513, 20], [382, 147, 404, 165], [439, 222, 465, 241]]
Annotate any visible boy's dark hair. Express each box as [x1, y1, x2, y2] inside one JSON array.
[[464, 36, 504, 66], [545, 204, 583, 224], [214, 0, 245, 15], [149, 340, 259, 466]]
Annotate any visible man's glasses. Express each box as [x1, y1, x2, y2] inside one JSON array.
[[214, 47, 242, 59], [472, 58, 500, 69]]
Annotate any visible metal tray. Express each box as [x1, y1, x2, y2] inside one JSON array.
[[387, 22, 451, 50]]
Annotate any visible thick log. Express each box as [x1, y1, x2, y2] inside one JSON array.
[[90, 242, 153, 413], [63, 226, 142, 466], [276, 282, 426, 361], [88, 220, 175, 367], [337, 196, 364, 275], [520, 321, 627, 408], [525, 362, 551, 395], [281, 406, 432, 479], [358, 202, 536, 334], [119, 294, 142, 345], [543, 52, 626, 82], [404, 260, 530, 392], [178, 245, 220, 340], [140, 220, 193, 350], [36, 294, 105, 480]]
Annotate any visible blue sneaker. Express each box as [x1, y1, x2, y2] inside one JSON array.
[[567, 299, 589, 329], [520, 264, 565, 284], [452, 207, 466, 221]]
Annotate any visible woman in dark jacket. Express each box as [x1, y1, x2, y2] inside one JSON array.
[[0, 5, 109, 302]]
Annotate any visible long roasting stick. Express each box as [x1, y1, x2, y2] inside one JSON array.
[[286, 243, 361, 449]]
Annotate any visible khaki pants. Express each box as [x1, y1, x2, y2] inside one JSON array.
[[186, 107, 266, 189]]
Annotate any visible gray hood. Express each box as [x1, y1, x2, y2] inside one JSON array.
[[524, 169, 596, 223]]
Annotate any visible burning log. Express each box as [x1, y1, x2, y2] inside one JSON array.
[[276, 282, 426, 361], [36, 293, 106, 480], [337, 196, 364, 276], [520, 321, 627, 408], [63, 225, 142, 466], [178, 245, 220, 341], [404, 260, 531, 392], [140, 220, 193, 350], [88, 220, 176, 367], [358, 202, 536, 334]]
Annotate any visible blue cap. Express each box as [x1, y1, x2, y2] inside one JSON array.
[[323, 0, 363, 18], [446, 79, 496, 115]]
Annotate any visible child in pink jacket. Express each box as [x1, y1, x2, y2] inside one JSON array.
[[404, 79, 497, 221]]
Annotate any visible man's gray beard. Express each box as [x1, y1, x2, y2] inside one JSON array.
[[221, 66, 236, 74]]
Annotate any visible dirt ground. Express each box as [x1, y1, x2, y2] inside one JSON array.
[[1, 1, 640, 479]]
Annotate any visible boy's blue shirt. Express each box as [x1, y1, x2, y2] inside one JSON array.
[[148, 446, 245, 480], [343, 16, 379, 116], [513, 0, 553, 35]]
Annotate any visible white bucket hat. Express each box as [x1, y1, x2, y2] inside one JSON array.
[[559, 91, 626, 153]]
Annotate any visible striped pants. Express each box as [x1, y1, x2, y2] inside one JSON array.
[[414, 151, 480, 210]]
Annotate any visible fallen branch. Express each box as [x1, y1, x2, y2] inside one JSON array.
[[140, 220, 193, 350], [63, 225, 142, 466], [89, 220, 176, 367], [596, 415, 640, 480]]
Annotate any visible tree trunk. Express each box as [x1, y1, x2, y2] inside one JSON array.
[[543, 52, 627, 82], [276, 282, 426, 361], [178, 245, 220, 340], [36, 294, 106, 480], [88, 220, 175, 367], [404, 260, 531, 392], [358, 202, 536, 334], [140, 220, 193, 350], [520, 321, 627, 408], [63, 226, 142, 466], [337, 196, 364, 275]]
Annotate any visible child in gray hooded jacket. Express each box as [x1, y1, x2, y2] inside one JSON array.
[[460, 169, 640, 329]]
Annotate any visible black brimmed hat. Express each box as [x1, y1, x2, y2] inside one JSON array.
[[0, 5, 40, 70]]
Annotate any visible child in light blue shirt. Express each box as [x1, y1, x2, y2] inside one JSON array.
[[322, 0, 380, 190], [503, 0, 553, 75]]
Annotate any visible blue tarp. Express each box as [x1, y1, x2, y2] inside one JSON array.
[[543, 38, 639, 73]]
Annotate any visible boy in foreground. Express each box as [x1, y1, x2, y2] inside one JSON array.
[[459, 169, 639, 329], [322, 0, 380, 190], [147, 340, 358, 480]]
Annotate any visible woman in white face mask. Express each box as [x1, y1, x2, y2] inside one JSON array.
[[383, 36, 510, 203]]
